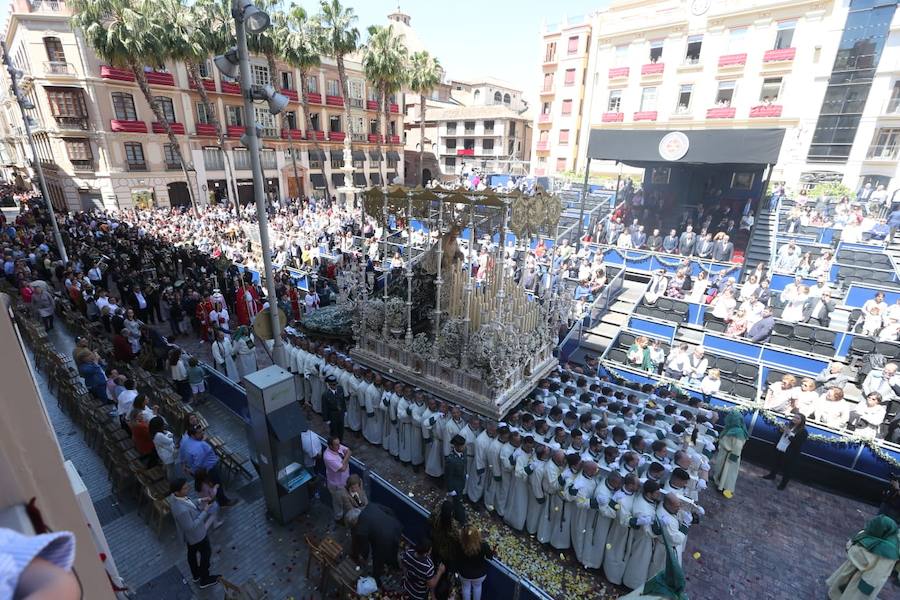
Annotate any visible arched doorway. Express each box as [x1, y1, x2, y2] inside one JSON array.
[[423, 168, 432, 184], [167, 181, 191, 209]]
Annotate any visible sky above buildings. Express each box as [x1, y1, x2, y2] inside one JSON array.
[[0, 0, 608, 100]]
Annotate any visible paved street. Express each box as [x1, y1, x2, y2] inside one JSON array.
[[32, 319, 900, 599]]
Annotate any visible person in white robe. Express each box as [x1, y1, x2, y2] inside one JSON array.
[[569, 461, 599, 564], [408, 391, 426, 466], [232, 327, 257, 380], [294, 341, 311, 404], [211, 330, 239, 381], [495, 428, 515, 518], [603, 473, 641, 585], [307, 345, 325, 414], [342, 363, 362, 432], [377, 380, 393, 452], [825, 515, 900, 600], [537, 450, 567, 544], [362, 371, 382, 445], [525, 446, 550, 535], [462, 418, 483, 501], [467, 421, 491, 504], [424, 400, 446, 478], [550, 454, 582, 550], [385, 382, 402, 457], [710, 412, 748, 497], [503, 434, 534, 531], [623, 481, 663, 589], [581, 472, 623, 569], [397, 387, 412, 463], [653, 493, 690, 568], [443, 407, 465, 461], [483, 424, 503, 510]]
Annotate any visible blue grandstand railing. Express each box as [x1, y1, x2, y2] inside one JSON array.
[[558, 266, 627, 361], [591, 244, 742, 279]]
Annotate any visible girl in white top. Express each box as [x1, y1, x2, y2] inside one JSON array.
[[711, 289, 737, 320], [879, 317, 900, 342], [700, 369, 722, 396], [815, 388, 849, 429], [739, 275, 759, 302], [781, 285, 809, 323], [686, 270, 709, 304], [764, 375, 798, 412], [862, 306, 883, 337], [793, 378, 819, 418], [149, 417, 178, 479]]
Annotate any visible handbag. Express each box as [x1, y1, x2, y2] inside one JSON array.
[[356, 576, 378, 596]]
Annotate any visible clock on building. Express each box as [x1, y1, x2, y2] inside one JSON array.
[[691, 0, 711, 16]]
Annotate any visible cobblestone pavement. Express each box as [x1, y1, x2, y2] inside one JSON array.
[[36, 317, 900, 600]]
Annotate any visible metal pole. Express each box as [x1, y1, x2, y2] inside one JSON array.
[[461, 200, 475, 368], [433, 199, 444, 339], [382, 191, 389, 338], [234, 3, 285, 366], [2, 42, 67, 265], [575, 156, 591, 252], [405, 191, 413, 343]]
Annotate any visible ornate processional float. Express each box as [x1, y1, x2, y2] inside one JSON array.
[[346, 185, 567, 420]]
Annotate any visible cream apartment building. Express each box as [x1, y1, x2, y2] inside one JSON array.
[[535, 0, 900, 194], [1, 0, 404, 211]]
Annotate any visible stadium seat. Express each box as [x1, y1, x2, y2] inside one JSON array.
[[850, 336, 876, 360], [876, 342, 900, 360], [770, 334, 791, 348], [812, 343, 835, 357], [793, 325, 814, 341], [657, 298, 674, 311], [766, 369, 787, 385], [813, 329, 836, 345], [706, 321, 726, 333], [619, 333, 636, 348], [608, 348, 628, 364], [733, 382, 757, 399], [671, 301, 689, 318], [790, 339, 813, 353], [633, 305, 652, 316], [718, 379, 734, 395], [774, 322, 793, 336], [848, 309, 862, 332], [716, 358, 736, 376], [736, 363, 758, 382]]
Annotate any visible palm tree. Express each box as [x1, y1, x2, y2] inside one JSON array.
[[71, 0, 198, 213], [363, 24, 407, 187], [407, 51, 442, 186], [315, 0, 358, 183], [281, 5, 331, 199]]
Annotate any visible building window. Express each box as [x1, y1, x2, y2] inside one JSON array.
[[46, 87, 87, 128], [774, 19, 797, 50], [484, 120, 495, 133], [563, 69, 576, 87], [447, 121, 457, 134], [716, 81, 736, 106], [559, 129, 570, 145], [198, 60, 210, 78], [255, 107, 277, 136], [676, 84, 693, 113], [155, 96, 176, 123], [445, 156, 456, 168], [888, 81, 900, 113], [760, 77, 783, 103], [649, 40, 663, 63], [260, 149, 276, 170], [281, 71, 293, 90], [226, 105, 243, 126], [567, 36, 579, 54], [310, 112, 320, 131], [614, 44, 628, 65], [541, 102, 551, 115], [64, 138, 92, 168], [252, 64, 269, 86], [503, 93, 511, 104], [124, 142, 146, 171], [640, 87, 657, 111], [685, 35, 702, 64], [369, 118, 378, 134], [483, 138, 494, 151], [542, 72, 553, 92], [284, 110, 298, 130], [544, 42, 556, 62], [233, 148, 251, 170], [464, 121, 476, 133], [43, 36, 65, 63], [329, 115, 341, 132], [326, 79, 340, 97], [493, 91, 502, 103], [867, 128, 900, 159], [561, 99, 573, 115], [556, 157, 566, 171], [446, 138, 457, 150], [163, 144, 181, 169], [388, 153, 398, 168], [203, 146, 224, 170], [196, 103, 213, 125], [727, 27, 747, 53], [509, 121, 516, 137], [111, 92, 137, 121], [463, 138, 475, 151], [607, 90, 621, 112], [306, 75, 318, 93]]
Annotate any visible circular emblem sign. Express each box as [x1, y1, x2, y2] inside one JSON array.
[[659, 131, 690, 161]]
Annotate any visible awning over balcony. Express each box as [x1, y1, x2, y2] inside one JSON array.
[[586, 128, 785, 167], [308, 149, 325, 161], [330, 150, 343, 162], [386, 150, 401, 160], [310, 173, 326, 189], [331, 173, 345, 187], [353, 173, 367, 186], [370, 173, 382, 185], [351, 149, 366, 161], [369, 149, 383, 161]]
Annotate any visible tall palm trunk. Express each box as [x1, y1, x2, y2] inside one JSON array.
[[379, 87, 388, 186], [185, 60, 239, 209], [300, 69, 331, 199], [130, 62, 198, 215], [418, 93, 426, 186]]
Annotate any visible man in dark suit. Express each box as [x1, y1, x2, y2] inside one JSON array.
[[662, 229, 679, 253], [747, 307, 775, 342], [631, 225, 647, 249], [678, 225, 696, 256], [445, 434, 468, 524], [349, 503, 403, 586], [646, 228, 663, 252], [803, 290, 835, 327], [712, 234, 734, 262], [129, 285, 150, 322], [322, 374, 347, 440], [694, 233, 714, 259]]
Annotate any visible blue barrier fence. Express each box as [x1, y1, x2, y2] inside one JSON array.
[[596, 247, 741, 279]]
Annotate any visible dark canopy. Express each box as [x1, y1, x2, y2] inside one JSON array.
[[586, 128, 785, 168], [370, 173, 382, 185], [329, 150, 343, 162], [369, 149, 383, 161], [351, 149, 366, 161], [308, 149, 326, 162], [353, 173, 367, 186], [386, 150, 401, 160], [331, 173, 345, 187], [310, 173, 326, 189]]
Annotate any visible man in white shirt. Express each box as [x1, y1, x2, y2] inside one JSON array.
[[862, 362, 900, 403], [116, 380, 138, 423]]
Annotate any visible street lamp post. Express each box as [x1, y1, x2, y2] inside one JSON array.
[[1, 42, 67, 265], [218, 0, 288, 367]]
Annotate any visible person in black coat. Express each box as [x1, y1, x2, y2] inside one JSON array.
[[445, 434, 468, 524], [322, 374, 347, 440], [764, 411, 808, 490], [349, 503, 402, 586]]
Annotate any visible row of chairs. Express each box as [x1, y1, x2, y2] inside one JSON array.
[[836, 266, 894, 285], [838, 250, 893, 270], [633, 297, 690, 324]]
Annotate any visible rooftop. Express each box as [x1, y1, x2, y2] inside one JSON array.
[[427, 104, 533, 122]]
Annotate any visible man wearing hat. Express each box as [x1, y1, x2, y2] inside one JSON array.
[[322, 374, 347, 439], [445, 434, 468, 524]]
